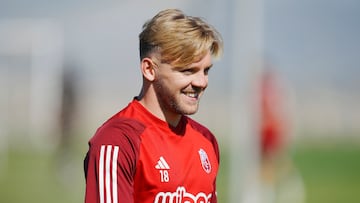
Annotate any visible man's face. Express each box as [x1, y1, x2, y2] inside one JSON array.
[[153, 52, 213, 116]]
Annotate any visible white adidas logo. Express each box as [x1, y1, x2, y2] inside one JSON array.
[[155, 156, 170, 170]]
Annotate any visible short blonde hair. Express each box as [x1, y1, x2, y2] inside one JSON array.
[[139, 9, 223, 67]]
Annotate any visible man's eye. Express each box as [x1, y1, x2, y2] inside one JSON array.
[[180, 69, 193, 74]]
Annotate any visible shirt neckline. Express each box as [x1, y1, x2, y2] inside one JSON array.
[[131, 99, 187, 136]]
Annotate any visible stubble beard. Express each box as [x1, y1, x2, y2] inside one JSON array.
[[170, 96, 200, 115], [154, 82, 200, 116]]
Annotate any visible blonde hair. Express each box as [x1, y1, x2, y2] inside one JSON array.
[[139, 9, 223, 67]]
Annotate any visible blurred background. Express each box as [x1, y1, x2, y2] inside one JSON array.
[[1, 0, 359, 203]]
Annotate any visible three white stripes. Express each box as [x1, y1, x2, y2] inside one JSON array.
[[155, 156, 170, 169], [99, 145, 119, 203]]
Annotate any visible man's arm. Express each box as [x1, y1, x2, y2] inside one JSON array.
[[84, 118, 144, 203]]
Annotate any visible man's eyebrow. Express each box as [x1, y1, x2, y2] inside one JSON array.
[[173, 63, 213, 71], [190, 64, 214, 69]]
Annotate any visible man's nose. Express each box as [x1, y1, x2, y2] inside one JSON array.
[[192, 72, 208, 88]]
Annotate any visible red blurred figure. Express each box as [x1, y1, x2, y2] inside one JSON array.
[[256, 66, 305, 203], [259, 68, 288, 160]]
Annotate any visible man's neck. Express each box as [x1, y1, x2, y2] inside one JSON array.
[[137, 95, 181, 127]]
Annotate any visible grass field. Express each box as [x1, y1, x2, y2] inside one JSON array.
[[291, 139, 360, 203], [1, 138, 359, 203]]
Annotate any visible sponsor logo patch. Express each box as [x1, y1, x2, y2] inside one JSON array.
[[154, 186, 212, 203]]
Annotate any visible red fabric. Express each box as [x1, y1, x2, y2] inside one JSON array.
[[84, 99, 219, 203]]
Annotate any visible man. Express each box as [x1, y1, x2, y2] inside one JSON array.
[[84, 8, 223, 203]]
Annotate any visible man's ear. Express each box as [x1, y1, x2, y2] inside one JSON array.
[[141, 58, 156, 81]]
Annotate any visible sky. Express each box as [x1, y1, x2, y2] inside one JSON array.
[[264, 0, 360, 92]]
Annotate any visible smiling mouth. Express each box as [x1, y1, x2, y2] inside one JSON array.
[[183, 92, 199, 99]]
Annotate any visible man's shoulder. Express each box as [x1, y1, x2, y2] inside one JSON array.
[[102, 115, 146, 134], [89, 114, 146, 147], [186, 116, 211, 133], [186, 116, 215, 139]]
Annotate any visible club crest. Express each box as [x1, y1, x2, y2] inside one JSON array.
[[198, 148, 211, 173]]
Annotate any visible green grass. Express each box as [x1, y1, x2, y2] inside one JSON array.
[[1, 138, 360, 203], [0, 147, 85, 203], [291, 139, 360, 203], [215, 138, 360, 203]]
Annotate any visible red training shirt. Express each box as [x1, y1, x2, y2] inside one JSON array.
[[84, 99, 220, 203]]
